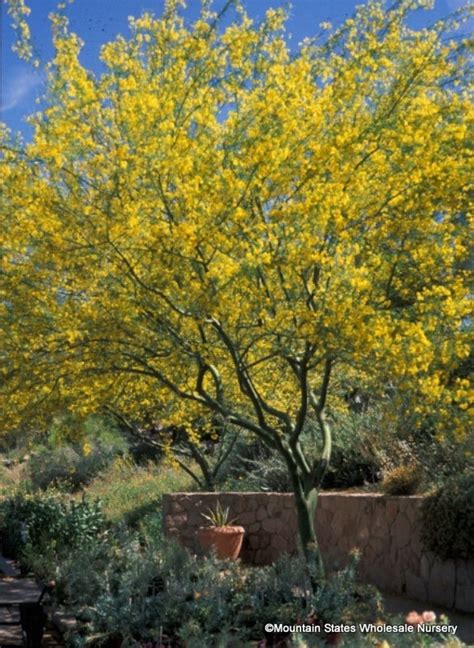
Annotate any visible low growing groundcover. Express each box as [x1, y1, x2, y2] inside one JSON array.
[[0, 491, 468, 648]]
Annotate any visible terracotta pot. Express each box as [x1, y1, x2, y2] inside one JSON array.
[[197, 525, 245, 560]]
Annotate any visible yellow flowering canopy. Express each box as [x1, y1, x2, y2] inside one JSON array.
[[1, 0, 472, 448]]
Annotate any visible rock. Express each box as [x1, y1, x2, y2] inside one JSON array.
[[406, 572, 427, 602], [246, 498, 258, 511], [171, 513, 188, 527], [420, 554, 433, 581], [271, 535, 288, 552], [356, 524, 370, 545], [262, 518, 282, 534], [386, 499, 399, 525], [171, 501, 183, 514], [260, 532, 271, 549], [267, 502, 283, 517], [282, 508, 297, 523], [456, 559, 474, 585], [161, 493, 472, 614], [428, 558, 455, 608], [367, 536, 386, 559], [455, 584, 474, 613], [255, 549, 271, 565], [237, 511, 255, 526], [393, 513, 411, 548]]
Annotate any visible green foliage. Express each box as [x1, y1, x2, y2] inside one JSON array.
[[421, 472, 474, 560], [0, 461, 24, 499], [221, 422, 380, 492], [201, 501, 237, 527], [308, 553, 381, 625], [326, 401, 384, 489], [229, 555, 313, 634], [23, 414, 126, 492], [381, 464, 423, 496], [60, 542, 379, 646], [323, 445, 379, 490], [0, 493, 107, 560], [45, 413, 124, 448], [221, 438, 293, 492], [414, 433, 472, 487], [136, 510, 164, 546], [27, 443, 120, 492], [7, 487, 463, 647], [85, 457, 195, 525]]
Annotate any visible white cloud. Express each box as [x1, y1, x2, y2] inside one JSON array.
[[1, 68, 43, 113]]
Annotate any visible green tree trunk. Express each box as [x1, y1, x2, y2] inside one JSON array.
[[290, 470, 325, 582]]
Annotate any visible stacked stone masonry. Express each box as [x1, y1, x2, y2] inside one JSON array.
[[163, 492, 474, 613]]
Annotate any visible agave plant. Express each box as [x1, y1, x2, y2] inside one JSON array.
[[200, 502, 237, 527]]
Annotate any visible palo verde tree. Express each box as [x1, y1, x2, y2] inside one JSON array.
[[1, 0, 472, 577]]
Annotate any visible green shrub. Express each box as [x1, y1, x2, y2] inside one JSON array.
[[0, 493, 107, 560], [23, 413, 127, 492], [222, 440, 293, 492], [414, 433, 472, 487], [221, 432, 379, 492], [27, 441, 123, 492], [326, 404, 384, 489], [381, 464, 422, 496], [0, 461, 25, 498], [308, 554, 381, 625], [322, 445, 379, 489], [421, 472, 474, 560], [17, 514, 460, 648], [68, 545, 379, 646], [85, 457, 194, 525]]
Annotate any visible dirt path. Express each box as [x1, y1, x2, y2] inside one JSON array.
[[0, 557, 63, 647]]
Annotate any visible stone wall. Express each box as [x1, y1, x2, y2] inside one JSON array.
[[162, 492, 474, 613]]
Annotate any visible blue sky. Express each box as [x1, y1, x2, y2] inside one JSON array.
[[0, 0, 468, 137]]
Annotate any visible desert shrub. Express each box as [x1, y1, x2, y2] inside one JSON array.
[[16, 520, 460, 648], [322, 445, 379, 489], [26, 415, 127, 492], [414, 433, 472, 487], [0, 493, 107, 559], [421, 472, 474, 560], [66, 545, 380, 647], [223, 440, 293, 492], [137, 510, 164, 545], [222, 422, 380, 492], [27, 443, 120, 492], [381, 464, 422, 495], [0, 461, 25, 498], [228, 555, 312, 635], [22, 413, 127, 492], [307, 554, 381, 625], [85, 457, 194, 525], [127, 439, 163, 465]]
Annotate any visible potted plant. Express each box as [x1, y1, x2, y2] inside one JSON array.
[[197, 501, 245, 560]]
